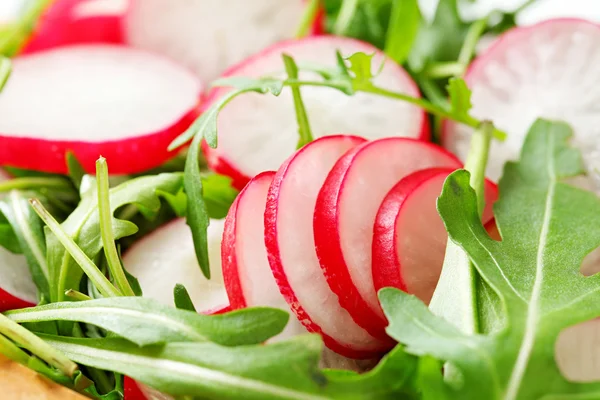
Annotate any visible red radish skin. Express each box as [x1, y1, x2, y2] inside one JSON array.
[[0, 45, 202, 174], [21, 0, 129, 54], [202, 36, 426, 189], [125, 0, 307, 82], [485, 219, 501, 241], [443, 19, 600, 182], [314, 138, 462, 336], [264, 135, 394, 358], [122, 218, 228, 313], [372, 168, 498, 304]]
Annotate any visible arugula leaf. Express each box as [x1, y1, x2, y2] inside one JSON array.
[[202, 174, 239, 219], [382, 119, 600, 399], [282, 54, 314, 149], [173, 284, 197, 312], [6, 298, 288, 347], [447, 78, 473, 120], [66, 152, 86, 191], [384, 0, 421, 64]]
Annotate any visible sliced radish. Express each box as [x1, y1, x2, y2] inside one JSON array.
[[124, 0, 307, 82], [314, 138, 461, 336], [264, 135, 394, 358], [372, 168, 498, 304], [0, 45, 202, 174], [122, 218, 228, 312], [203, 36, 426, 189], [222, 171, 307, 341], [21, 0, 129, 54], [444, 19, 600, 181], [0, 176, 37, 312]]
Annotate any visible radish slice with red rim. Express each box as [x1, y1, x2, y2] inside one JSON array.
[[444, 19, 600, 182], [264, 135, 394, 358], [372, 168, 498, 304], [222, 171, 307, 341], [125, 0, 307, 82], [0, 45, 202, 174], [122, 218, 228, 313], [314, 138, 462, 336], [21, 0, 129, 54], [204, 36, 426, 189]]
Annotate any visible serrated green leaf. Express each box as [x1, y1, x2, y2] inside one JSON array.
[[447, 77, 472, 118], [6, 298, 288, 347]]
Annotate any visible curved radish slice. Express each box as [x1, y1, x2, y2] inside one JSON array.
[[21, 0, 129, 54], [122, 218, 228, 312], [314, 138, 461, 336], [0, 45, 202, 174], [372, 168, 498, 304], [264, 135, 394, 358], [222, 171, 307, 341], [443, 19, 600, 181], [125, 0, 306, 82], [204, 36, 426, 189]]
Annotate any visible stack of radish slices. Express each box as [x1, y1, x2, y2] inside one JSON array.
[[222, 135, 498, 359]]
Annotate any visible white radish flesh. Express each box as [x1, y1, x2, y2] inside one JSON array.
[[125, 0, 306, 82], [372, 168, 497, 304], [222, 171, 307, 341], [0, 45, 202, 174], [264, 135, 393, 358], [122, 218, 228, 312], [204, 36, 426, 189], [314, 138, 461, 337], [444, 19, 600, 182]]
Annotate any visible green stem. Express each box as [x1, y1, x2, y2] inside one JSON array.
[[457, 16, 489, 75], [0, 57, 11, 91], [464, 121, 493, 217], [0, 333, 30, 365], [0, 313, 77, 377], [0, 0, 54, 56], [64, 289, 92, 301], [282, 55, 314, 149], [424, 62, 464, 79], [295, 0, 320, 38], [0, 177, 72, 193], [96, 158, 135, 296], [514, 0, 538, 14], [333, 0, 360, 35], [29, 198, 122, 298]]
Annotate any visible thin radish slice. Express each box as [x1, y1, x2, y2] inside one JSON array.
[[0, 176, 37, 312], [125, 0, 306, 82], [122, 218, 228, 312], [21, 0, 129, 54], [204, 36, 426, 189], [443, 19, 600, 181], [264, 135, 393, 358], [372, 168, 498, 304], [314, 138, 461, 336], [0, 45, 202, 174]]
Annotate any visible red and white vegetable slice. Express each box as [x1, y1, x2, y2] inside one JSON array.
[[222, 171, 307, 341], [264, 135, 394, 358], [372, 168, 498, 304], [122, 218, 228, 312], [0, 45, 202, 174], [21, 0, 129, 54], [204, 36, 426, 189], [125, 0, 307, 82], [444, 19, 600, 181], [314, 138, 461, 336], [0, 175, 37, 312]]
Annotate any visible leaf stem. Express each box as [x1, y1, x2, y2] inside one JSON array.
[[29, 198, 122, 298], [65, 289, 92, 302], [0, 313, 77, 377], [464, 121, 493, 217], [0, 333, 30, 365], [295, 0, 320, 38], [0, 177, 72, 193], [96, 158, 135, 296], [457, 16, 489, 75], [424, 62, 465, 79], [333, 0, 360, 35], [282, 55, 314, 149]]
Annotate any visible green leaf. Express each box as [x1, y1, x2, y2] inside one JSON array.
[[202, 174, 239, 219], [65, 152, 86, 190], [382, 119, 600, 399], [282, 54, 314, 149], [6, 298, 288, 347], [384, 0, 421, 64], [447, 77, 472, 119], [345, 52, 379, 90], [173, 284, 197, 312]]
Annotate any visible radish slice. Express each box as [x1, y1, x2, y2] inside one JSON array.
[[0, 176, 37, 312], [22, 0, 129, 54], [264, 135, 394, 358], [204, 36, 426, 189], [372, 168, 498, 304], [314, 138, 461, 336], [222, 171, 307, 341], [125, 0, 306, 82], [0, 45, 202, 174], [444, 19, 600, 181], [122, 218, 228, 312]]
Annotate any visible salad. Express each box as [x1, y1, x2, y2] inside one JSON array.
[[0, 0, 600, 399]]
